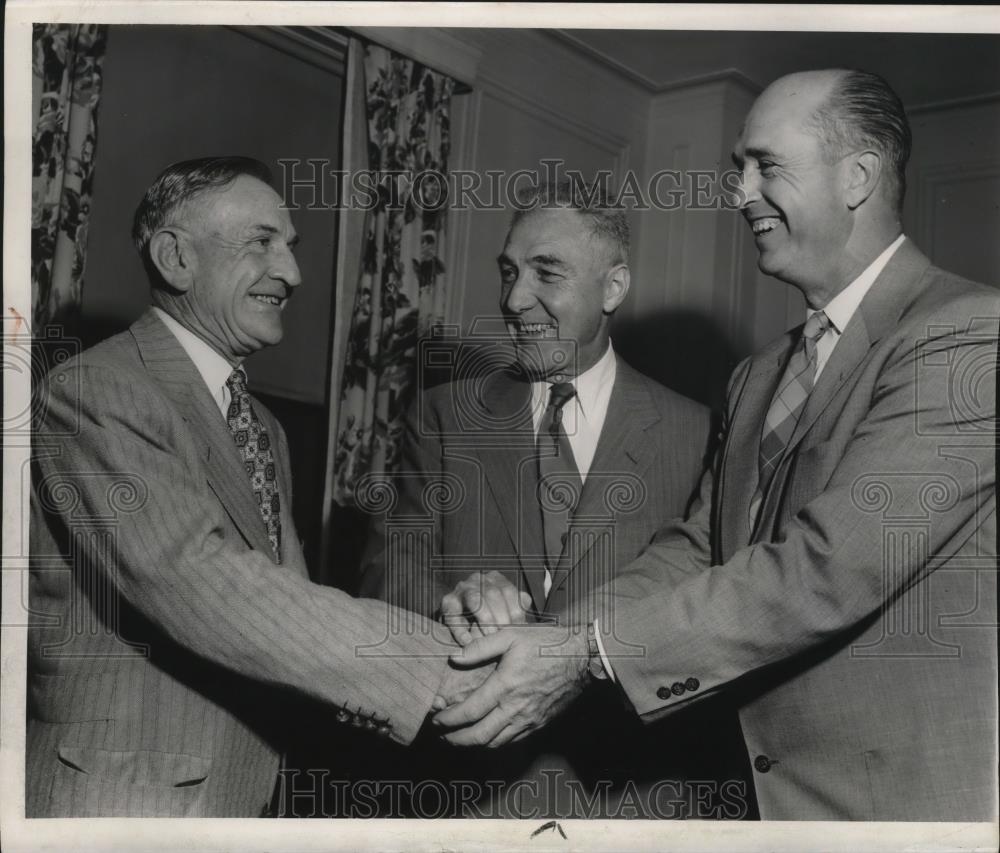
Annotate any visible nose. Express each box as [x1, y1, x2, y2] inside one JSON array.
[[738, 167, 761, 209], [502, 272, 536, 314], [271, 245, 302, 289]]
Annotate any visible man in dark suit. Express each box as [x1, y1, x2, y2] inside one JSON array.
[[436, 70, 998, 821], [27, 157, 481, 817], [361, 183, 723, 818]]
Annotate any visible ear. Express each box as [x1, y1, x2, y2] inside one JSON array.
[[845, 150, 882, 210], [149, 228, 195, 291], [602, 264, 631, 314]]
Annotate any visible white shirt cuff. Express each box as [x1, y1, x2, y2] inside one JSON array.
[[593, 618, 616, 682]]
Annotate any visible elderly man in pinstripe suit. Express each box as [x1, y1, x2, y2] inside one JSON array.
[[27, 157, 482, 817]]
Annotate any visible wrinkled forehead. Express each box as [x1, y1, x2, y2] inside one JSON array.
[[735, 94, 824, 157], [504, 207, 597, 256], [183, 176, 291, 233], [736, 74, 836, 151]]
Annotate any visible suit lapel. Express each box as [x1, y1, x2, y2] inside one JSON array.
[[470, 369, 548, 607], [130, 310, 274, 557], [722, 334, 795, 554], [545, 360, 661, 600], [755, 238, 933, 535]]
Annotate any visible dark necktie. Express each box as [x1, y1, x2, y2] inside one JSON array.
[[538, 382, 582, 578], [749, 310, 833, 530], [226, 368, 282, 563]]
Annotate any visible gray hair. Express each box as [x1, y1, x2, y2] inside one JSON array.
[[510, 179, 630, 265], [132, 156, 273, 285], [807, 69, 911, 212]]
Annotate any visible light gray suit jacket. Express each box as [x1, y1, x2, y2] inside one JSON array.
[[27, 310, 453, 817], [600, 240, 998, 820]]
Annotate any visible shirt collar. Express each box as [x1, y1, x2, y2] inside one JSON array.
[[533, 340, 616, 420], [152, 307, 238, 398], [811, 234, 906, 333]]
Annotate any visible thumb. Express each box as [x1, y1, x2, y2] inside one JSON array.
[[450, 629, 512, 666]]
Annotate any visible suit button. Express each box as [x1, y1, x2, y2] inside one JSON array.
[[365, 718, 378, 731], [671, 682, 686, 696], [351, 714, 364, 727], [754, 755, 773, 773], [656, 686, 671, 700], [335, 709, 351, 724], [377, 723, 391, 736], [685, 677, 700, 692]]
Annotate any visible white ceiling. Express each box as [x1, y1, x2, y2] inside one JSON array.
[[554, 30, 1000, 107]]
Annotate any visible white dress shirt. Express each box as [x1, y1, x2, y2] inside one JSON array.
[[812, 234, 906, 381], [152, 307, 237, 417], [533, 341, 617, 597], [531, 340, 617, 483], [595, 235, 907, 683]]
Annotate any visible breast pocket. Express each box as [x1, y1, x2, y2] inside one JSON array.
[[48, 746, 212, 817]]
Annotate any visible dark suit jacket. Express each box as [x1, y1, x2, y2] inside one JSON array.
[[27, 310, 452, 817], [600, 240, 998, 820], [360, 354, 722, 818]]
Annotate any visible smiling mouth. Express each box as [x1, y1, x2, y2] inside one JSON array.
[[750, 216, 782, 236], [250, 294, 287, 308], [509, 321, 559, 338]]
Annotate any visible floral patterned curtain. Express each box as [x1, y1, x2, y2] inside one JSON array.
[[331, 44, 455, 505], [31, 24, 109, 330]]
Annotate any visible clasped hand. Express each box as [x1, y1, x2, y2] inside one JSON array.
[[439, 569, 533, 646], [432, 571, 589, 747]]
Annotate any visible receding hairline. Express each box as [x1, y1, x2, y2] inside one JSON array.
[[507, 203, 628, 267]]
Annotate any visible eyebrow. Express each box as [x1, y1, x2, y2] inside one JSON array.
[[530, 253, 567, 268], [250, 224, 300, 247], [496, 252, 569, 269], [733, 146, 779, 166]]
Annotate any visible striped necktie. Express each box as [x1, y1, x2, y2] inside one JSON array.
[[538, 382, 582, 589], [749, 311, 832, 531], [226, 368, 282, 562]]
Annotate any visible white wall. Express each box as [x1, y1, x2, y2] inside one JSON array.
[[85, 25, 342, 405], [445, 30, 649, 337], [904, 97, 1000, 288], [418, 30, 1000, 408]]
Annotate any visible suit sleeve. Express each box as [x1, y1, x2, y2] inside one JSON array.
[[357, 392, 451, 617], [616, 359, 750, 589], [600, 310, 997, 721], [36, 363, 455, 745]]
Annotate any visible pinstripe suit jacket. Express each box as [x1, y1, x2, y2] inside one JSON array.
[[359, 356, 717, 817], [27, 309, 453, 817], [600, 240, 998, 820]]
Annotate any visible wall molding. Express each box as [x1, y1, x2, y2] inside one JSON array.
[[908, 90, 1000, 116], [548, 31, 763, 97], [478, 72, 631, 161], [230, 25, 347, 75], [915, 158, 1000, 264]]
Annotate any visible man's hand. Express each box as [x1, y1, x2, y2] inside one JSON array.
[[432, 625, 589, 747], [432, 659, 498, 712], [439, 570, 533, 646]]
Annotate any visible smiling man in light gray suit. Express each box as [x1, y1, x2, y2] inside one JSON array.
[[436, 70, 998, 822], [27, 157, 481, 817]]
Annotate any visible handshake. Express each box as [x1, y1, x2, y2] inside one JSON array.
[[429, 571, 597, 747]]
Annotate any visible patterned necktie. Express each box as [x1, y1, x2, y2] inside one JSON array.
[[226, 368, 282, 563], [538, 383, 582, 586], [749, 311, 833, 531]]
